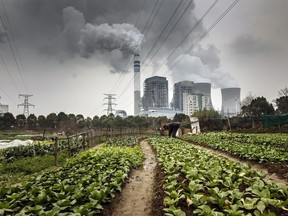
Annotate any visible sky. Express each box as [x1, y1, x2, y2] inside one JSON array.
[[0, 0, 287, 118]]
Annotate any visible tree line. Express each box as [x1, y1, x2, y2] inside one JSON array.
[[0, 112, 171, 133]]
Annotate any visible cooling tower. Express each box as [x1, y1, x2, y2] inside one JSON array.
[[221, 87, 241, 116], [134, 54, 140, 116], [195, 82, 212, 108]]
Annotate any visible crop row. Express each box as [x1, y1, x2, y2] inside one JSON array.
[[182, 133, 288, 163], [149, 137, 288, 216], [105, 136, 139, 147], [202, 132, 288, 148], [0, 145, 144, 215]]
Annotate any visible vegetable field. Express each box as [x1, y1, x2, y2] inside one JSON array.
[[182, 132, 288, 163], [0, 144, 144, 215], [149, 137, 288, 216], [1, 134, 288, 215]]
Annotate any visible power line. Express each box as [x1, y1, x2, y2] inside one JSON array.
[[170, 0, 240, 70], [141, 0, 193, 71], [116, 0, 185, 108], [0, 4, 29, 94], [0, 53, 20, 93], [115, 0, 166, 102], [0, 86, 17, 105], [148, 0, 220, 76]]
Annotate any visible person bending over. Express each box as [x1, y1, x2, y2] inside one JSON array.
[[163, 122, 181, 138]]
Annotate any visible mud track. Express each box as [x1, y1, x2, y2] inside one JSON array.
[[111, 140, 157, 216]]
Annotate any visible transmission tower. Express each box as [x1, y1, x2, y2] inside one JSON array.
[[18, 94, 35, 117], [103, 94, 117, 115]]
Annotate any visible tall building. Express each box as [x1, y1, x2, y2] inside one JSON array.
[[142, 76, 168, 111], [194, 83, 212, 107], [221, 87, 241, 116], [183, 92, 210, 116], [172, 81, 195, 111]]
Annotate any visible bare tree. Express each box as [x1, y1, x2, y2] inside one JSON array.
[[278, 86, 288, 97], [241, 91, 255, 107]]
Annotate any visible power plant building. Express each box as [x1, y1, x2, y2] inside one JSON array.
[[172, 81, 212, 111], [172, 81, 196, 111], [221, 87, 241, 116], [194, 83, 212, 107], [142, 76, 168, 111], [0, 104, 8, 117], [183, 92, 210, 116]]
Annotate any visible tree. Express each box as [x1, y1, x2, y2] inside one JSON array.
[[68, 114, 77, 124], [27, 114, 37, 129], [173, 113, 190, 123], [92, 115, 100, 128], [57, 112, 68, 124], [0, 112, 16, 129], [76, 114, 86, 128], [46, 113, 58, 128], [38, 115, 47, 128], [241, 91, 255, 107], [16, 114, 26, 128], [275, 96, 288, 114], [192, 109, 221, 120], [247, 97, 274, 116]]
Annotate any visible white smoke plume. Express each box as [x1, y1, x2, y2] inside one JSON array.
[[78, 23, 143, 58], [60, 6, 143, 71]]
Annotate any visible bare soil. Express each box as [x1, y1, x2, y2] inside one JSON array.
[[108, 140, 158, 216]]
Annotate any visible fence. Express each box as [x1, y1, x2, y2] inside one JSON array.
[[53, 128, 144, 165]]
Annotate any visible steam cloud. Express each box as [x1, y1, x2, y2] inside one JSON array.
[[62, 6, 143, 61], [79, 23, 143, 57], [170, 45, 238, 88], [2, 0, 237, 85]]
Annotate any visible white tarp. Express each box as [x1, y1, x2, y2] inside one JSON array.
[[0, 139, 33, 150]]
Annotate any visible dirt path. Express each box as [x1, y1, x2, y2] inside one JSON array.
[[185, 140, 288, 185], [111, 140, 157, 216]]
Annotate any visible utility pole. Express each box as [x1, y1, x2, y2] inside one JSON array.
[[18, 94, 35, 117], [103, 94, 117, 115]]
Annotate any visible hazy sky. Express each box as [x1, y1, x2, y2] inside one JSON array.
[[0, 0, 287, 117]]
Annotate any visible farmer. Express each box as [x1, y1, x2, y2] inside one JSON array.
[[162, 122, 181, 138]]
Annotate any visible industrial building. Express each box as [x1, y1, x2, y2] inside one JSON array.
[[172, 81, 196, 111], [142, 76, 168, 111], [221, 87, 241, 116], [194, 83, 212, 108], [0, 104, 8, 117], [183, 92, 210, 116], [140, 107, 183, 119], [172, 81, 212, 111]]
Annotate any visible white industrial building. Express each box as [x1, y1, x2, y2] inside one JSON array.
[[0, 104, 8, 116], [183, 93, 210, 116]]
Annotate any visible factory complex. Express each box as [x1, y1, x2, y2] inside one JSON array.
[[131, 55, 240, 119]]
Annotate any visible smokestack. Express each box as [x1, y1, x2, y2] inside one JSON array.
[[134, 54, 140, 115]]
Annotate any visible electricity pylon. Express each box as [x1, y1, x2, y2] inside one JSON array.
[[103, 94, 117, 115], [18, 94, 35, 117]]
